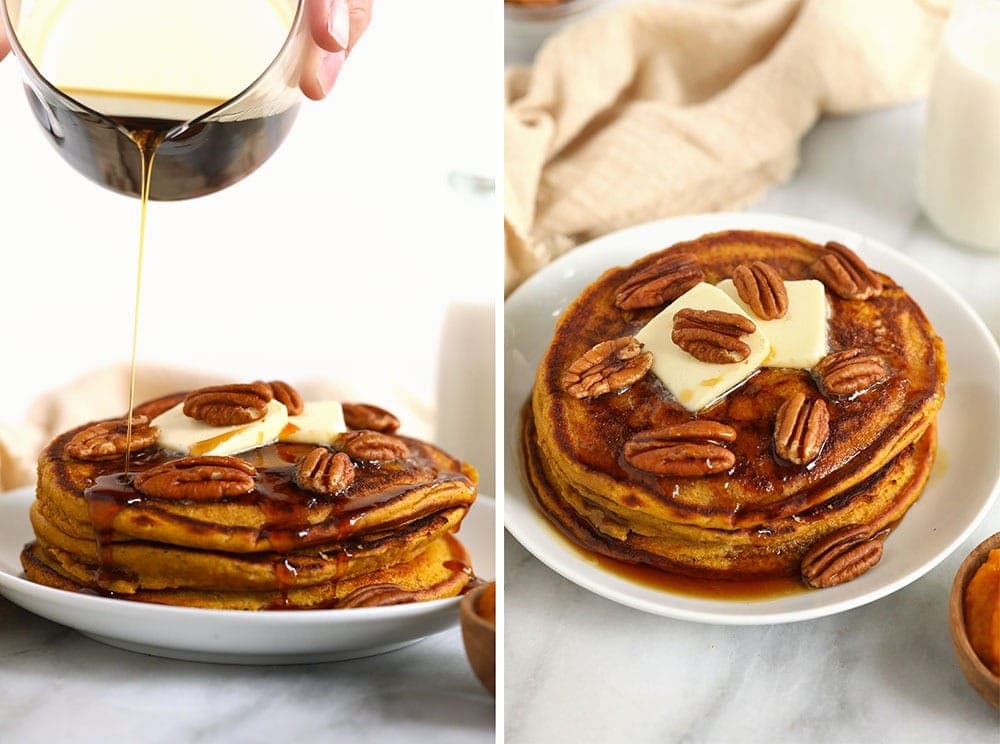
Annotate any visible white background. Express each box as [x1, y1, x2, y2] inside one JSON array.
[[0, 1, 498, 488]]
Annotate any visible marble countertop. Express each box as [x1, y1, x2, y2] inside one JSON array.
[[0, 603, 493, 743], [505, 102, 1000, 743]]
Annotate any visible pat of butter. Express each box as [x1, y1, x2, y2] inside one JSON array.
[[717, 278, 829, 369], [279, 401, 347, 445], [635, 282, 771, 411], [153, 399, 289, 457]]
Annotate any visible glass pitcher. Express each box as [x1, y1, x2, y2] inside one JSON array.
[[0, 0, 308, 200]]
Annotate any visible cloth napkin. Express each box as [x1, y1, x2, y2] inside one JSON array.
[[0, 365, 430, 493], [505, 0, 948, 292]]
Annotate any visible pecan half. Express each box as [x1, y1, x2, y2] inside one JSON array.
[[810, 241, 882, 300], [267, 380, 304, 416], [773, 393, 829, 465], [338, 430, 409, 461], [183, 382, 273, 426], [133, 456, 256, 501], [816, 348, 889, 396], [800, 525, 886, 588], [295, 448, 355, 494], [671, 308, 756, 364], [343, 403, 401, 433], [624, 421, 737, 476], [732, 261, 788, 319], [561, 337, 653, 399], [65, 416, 159, 461], [615, 252, 704, 310]]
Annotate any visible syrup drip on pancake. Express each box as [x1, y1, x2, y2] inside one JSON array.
[[318, 536, 474, 609], [78, 441, 477, 607]]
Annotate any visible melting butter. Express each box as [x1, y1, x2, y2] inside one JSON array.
[[153, 399, 288, 457], [152, 399, 349, 457], [278, 402, 347, 446], [634, 283, 771, 412], [717, 278, 829, 369]]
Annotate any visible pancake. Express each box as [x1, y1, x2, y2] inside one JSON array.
[[23, 535, 472, 610], [36, 427, 476, 554], [29, 497, 468, 593], [526, 230, 946, 584], [21, 388, 480, 608]]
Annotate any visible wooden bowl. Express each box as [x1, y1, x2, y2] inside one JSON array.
[[949, 531, 1000, 708], [460, 583, 496, 695]]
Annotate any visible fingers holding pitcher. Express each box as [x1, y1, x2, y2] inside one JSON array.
[[0, 19, 9, 60], [301, 0, 372, 100]]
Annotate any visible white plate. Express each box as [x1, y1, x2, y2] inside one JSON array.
[[504, 212, 1000, 625], [0, 490, 495, 664]]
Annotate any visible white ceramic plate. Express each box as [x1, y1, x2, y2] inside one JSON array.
[[505, 212, 1000, 625], [0, 490, 494, 664]]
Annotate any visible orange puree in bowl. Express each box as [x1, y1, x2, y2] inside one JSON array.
[[477, 583, 496, 626], [964, 549, 1000, 677]]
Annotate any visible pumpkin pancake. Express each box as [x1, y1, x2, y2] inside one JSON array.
[[29, 497, 468, 593], [36, 428, 476, 553], [21, 388, 479, 608], [526, 230, 946, 584], [23, 535, 472, 610]]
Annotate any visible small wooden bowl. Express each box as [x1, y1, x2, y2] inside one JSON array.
[[460, 583, 496, 695], [949, 531, 1000, 708]]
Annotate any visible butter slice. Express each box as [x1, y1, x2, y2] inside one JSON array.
[[153, 399, 289, 457], [279, 401, 347, 445], [717, 278, 829, 369], [635, 282, 771, 411]]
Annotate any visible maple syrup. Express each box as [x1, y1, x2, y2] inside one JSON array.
[[566, 541, 804, 601]]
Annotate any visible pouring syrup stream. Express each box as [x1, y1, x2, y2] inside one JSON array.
[[123, 128, 166, 471]]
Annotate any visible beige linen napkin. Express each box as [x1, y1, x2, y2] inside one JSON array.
[[0, 365, 430, 492], [505, 0, 947, 292], [0, 366, 226, 492]]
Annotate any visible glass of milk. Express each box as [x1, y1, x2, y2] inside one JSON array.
[[919, 0, 1000, 251]]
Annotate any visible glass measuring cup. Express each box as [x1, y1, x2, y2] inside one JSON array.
[[0, 0, 308, 200]]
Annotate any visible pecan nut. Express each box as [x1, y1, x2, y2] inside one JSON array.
[[338, 430, 409, 461], [65, 416, 159, 461], [810, 241, 882, 300], [615, 252, 704, 310], [267, 380, 304, 416], [624, 421, 737, 476], [800, 525, 886, 588], [133, 456, 256, 501], [183, 382, 273, 426], [342, 403, 401, 433], [671, 308, 756, 364], [561, 337, 653, 399], [732, 261, 788, 320], [816, 348, 889, 396], [295, 448, 355, 494], [773, 393, 829, 465]]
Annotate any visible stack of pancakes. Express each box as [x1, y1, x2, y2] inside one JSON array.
[[22, 394, 478, 609], [525, 230, 947, 581]]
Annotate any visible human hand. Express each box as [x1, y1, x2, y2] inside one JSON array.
[[300, 0, 373, 101], [0, 21, 9, 61]]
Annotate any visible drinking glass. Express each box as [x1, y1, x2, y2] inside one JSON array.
[[919, 0, 1000, 251]]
